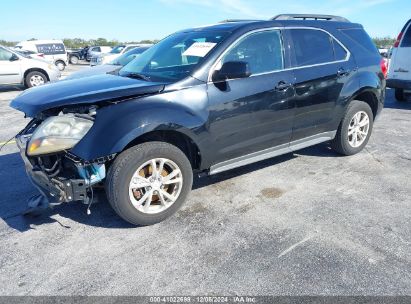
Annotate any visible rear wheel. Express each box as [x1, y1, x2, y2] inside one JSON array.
[[106, 142, 193, 226], [69, 55, 79, 65], [25, 71, 48, 88], [55, 60, 66, 71], [331, 100, 374, 156], [395, 88, 406, 102]]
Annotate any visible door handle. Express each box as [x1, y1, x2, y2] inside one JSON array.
[[337, 68, 350, 77], [275, 81, 293, 91]]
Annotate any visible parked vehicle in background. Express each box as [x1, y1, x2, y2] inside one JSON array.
[[90, 44, 152, 66], [379, 48, 389, 57], [0, 45, 60, 88], [66, 46, 151, 80], [15, 40, 68, 71], [86, 46, 112, 61], [67, 46, 89, 64], [13, 49, 46, 61], [10, 14, 385, 226], [387, 18, 411, 101]]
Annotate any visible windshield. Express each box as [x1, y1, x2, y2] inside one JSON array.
[[110, 45, 126, 54], [110, 47, 150, 66], [119, 30, 229, 82]]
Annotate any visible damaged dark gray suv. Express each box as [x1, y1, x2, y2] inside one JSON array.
[[11, 14, 385, 226]]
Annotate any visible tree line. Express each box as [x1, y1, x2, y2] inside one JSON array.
[[0, 38, 159, 49], [0, 36, 397, 49]]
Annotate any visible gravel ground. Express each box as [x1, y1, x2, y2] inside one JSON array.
[[0, 68, 410, 296]]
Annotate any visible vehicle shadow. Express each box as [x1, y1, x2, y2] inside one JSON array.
[[0, 85, 24, 93], [0, 152, 296, 231], [0, 152, 136, 232], [383, 88, 411, 110], [0, 144, 335, 232]]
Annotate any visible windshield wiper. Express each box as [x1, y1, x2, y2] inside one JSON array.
[[122, 72, 151, 81]]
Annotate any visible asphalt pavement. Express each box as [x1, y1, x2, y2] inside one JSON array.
[[0, 67, 410, 295]]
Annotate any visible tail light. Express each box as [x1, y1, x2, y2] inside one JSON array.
[[380, 58, 388, 78], [39, 53, 45, 58], [394, 32, 403, 47]]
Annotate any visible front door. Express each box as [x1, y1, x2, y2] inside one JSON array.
[[206, 29, 295, 165], [0, 47, 21, 85]]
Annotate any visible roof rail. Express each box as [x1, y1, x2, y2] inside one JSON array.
[[219, 19, 259, 23], [271, 14, 350, 22]]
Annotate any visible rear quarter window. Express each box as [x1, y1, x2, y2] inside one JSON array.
[[36, 43, 66, 55], [339, 28, 378, 54]]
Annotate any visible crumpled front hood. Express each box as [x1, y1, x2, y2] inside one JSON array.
[[10, 74, 166, 117]]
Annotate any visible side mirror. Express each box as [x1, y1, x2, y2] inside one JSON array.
[[213, 61, 251, 82], [9, 53, 19, 62]]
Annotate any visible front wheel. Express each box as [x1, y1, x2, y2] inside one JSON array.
[[106, 142, 193, 226], [25, 71, 48, 88], [331, 100, 374, 156]]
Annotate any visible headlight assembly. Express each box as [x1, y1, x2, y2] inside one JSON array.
[[27, 114, 93, 156]]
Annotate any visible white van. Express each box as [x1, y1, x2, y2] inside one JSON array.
[[387, 19, 411, 101], [15, 40, 68, 71]]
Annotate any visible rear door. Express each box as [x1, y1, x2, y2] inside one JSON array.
[[389, 20, 411, 82], [285, 28, 354, 141], [0, 47, 21, 84]]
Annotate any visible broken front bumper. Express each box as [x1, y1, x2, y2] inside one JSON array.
[[16, 134, 91, 206]]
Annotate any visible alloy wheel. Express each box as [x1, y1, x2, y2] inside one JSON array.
[[128, 158, 183, 214], [348, 111, 370, 148]]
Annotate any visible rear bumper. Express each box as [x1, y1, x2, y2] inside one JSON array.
[[386, 79, 411, 90]]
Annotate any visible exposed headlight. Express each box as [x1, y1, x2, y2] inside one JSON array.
[[27, 114, 93, 156]]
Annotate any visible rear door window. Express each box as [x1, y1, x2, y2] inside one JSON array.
[[36, 43, 66, 55], [289, 29, 335, 66]]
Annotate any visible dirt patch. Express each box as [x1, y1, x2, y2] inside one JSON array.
[[236, 204, 254, 214], [260, 187, 285, 199], [178, 201, 209, 218]]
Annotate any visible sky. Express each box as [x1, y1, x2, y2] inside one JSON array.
[[0, 0, 409, 42]]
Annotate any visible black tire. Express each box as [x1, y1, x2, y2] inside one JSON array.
[[55, 60, 66, 71], [331, 100, 374, 156], [106, 142, 193, 226], [395, 88, 406, 102], [25, 71, 48, 88], [69, 55, 79, 65]]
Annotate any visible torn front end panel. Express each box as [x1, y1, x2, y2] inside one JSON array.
[[16, 130, 111, 213]]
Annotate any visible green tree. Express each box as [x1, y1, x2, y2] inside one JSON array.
[[373, 37, 396, 49]]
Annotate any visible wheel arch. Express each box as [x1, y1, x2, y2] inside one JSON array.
[[23, 68, 50, 82], [123, 129, 202, 170], [350, 88, 381, 119]]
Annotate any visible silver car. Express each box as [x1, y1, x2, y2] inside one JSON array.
[[0, 45, 60, 88]]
